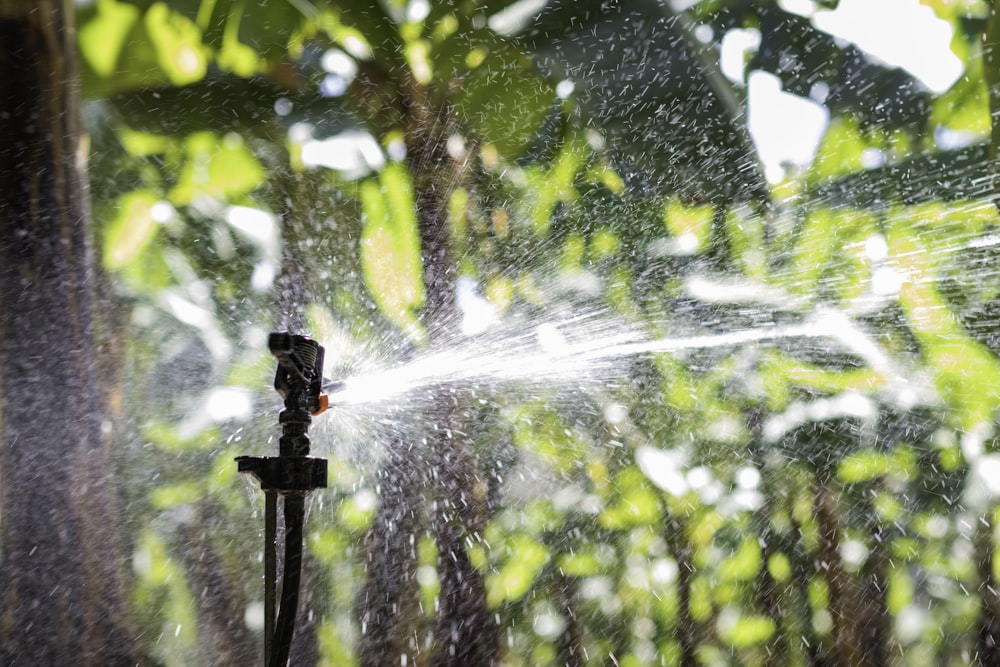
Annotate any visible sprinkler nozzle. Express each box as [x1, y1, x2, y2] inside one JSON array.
[[321, 377, 345, 393], [268, 332, 325, 415], [317, 378, 346, 408], [311, 393, 329, 417]]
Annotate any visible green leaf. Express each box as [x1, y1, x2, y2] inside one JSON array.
[[117, 243, 172, 295], [216, 3, 261, 77], [785, 209, 838, 298], [809, 117, 871, 182], [887, 565, 914, 615], [337, 490, 377, 532], [557, 550, 604, 577], [360, 163, 426, 341], [767, 552, 792, 583], [599, 469, 661, 529], [725, 208, 766, 279], [404, 38, 434, 85], [838, 449, 917, 484], [78, 0, 140, 78], [103, 190, 162, 270], [131, 529, 198, 658], [931, 58, 989, 136], [207, 446, 242, 496], [224, 348, 271, 388], [145, 3, 208, 86], [309, 529, 349, 565], [486, 535, 550, 606], [150, 482, 203, 509], [890, 214, 1000, 426], [317, 621, 356, 667], [717, 538, 762, 582], [81, 3, 173, 95], [141, 420, 220, 452], [590, 227, 620, 259], [118, 127, 172, 156], [663, 197, 713, 251], [761, 351, 884, 398], [717, 612, 777, 648], [521, 135, 587, 235], [690, 574, 714, 621], [169, 131, 265, 205], [511, 407, 588, 472]]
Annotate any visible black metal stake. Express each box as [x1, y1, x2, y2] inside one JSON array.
[[264, 490, 277, 664]]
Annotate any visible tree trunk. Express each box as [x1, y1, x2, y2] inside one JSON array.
[[410, 114, 498, 667], [357, 438, 428, 667], [813, 476, 867, 667], [0, 1, 139, 663], [356, 80, 497, 666], [665, 514, 699, 667], [859, 483, 891, 667]]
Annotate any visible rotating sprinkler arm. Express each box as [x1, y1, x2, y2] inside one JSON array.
[[270, 331, 329, 417], [236, 333, 333, 667]]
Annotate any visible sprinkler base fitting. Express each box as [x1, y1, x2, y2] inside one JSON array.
[[236, 455, 328, 493]]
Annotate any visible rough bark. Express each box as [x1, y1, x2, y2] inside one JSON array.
[[356, 92, 497, 666], [665, 514, 698, 667], [357, 440, 427, 667], [429, 404, 497, 667], [859, 484, 891, 667], [812, 477, 868, 667], [411, 112, 498, 667], [0, 0, 140, 663], [272, 159, 316, 334]]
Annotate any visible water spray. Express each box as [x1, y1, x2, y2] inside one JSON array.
[[236, 332, 332, 667]]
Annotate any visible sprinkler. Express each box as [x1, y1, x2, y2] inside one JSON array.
[[236, 332, 331, 667]]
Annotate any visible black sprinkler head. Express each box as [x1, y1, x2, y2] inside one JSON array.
[[237, 331, 331, 489], [269, 332, 327, 416]]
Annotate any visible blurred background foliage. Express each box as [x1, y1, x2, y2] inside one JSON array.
[[61, 0, 1000, 664]]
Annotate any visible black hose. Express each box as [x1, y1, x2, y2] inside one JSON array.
[[268, 495, 305, 667]]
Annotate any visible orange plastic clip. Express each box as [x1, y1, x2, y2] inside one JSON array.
[[311, 393, 329, 416]]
